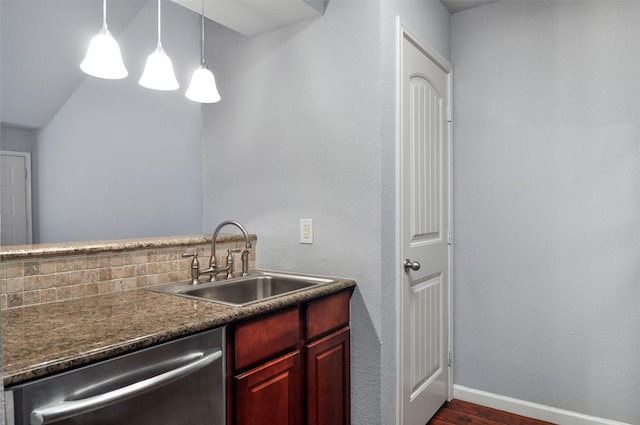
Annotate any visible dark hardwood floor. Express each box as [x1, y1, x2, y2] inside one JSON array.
[[427, 400, 555, 425]]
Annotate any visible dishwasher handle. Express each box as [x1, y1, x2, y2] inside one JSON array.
[[30, 349, 222, 425]]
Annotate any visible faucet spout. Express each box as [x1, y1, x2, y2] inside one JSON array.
[[204, 220, 252, 280]]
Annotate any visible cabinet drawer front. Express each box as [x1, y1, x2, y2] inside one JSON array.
[[234, 307, 300, 369], [305, 290, 351, 340]]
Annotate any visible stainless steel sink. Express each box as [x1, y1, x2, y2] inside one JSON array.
[[149, 272, 335, 307]]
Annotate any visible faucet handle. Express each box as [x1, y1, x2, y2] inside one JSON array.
[[226, 249, 242, 264], [225, 249, 242, 278], [182, 252, 200, 285], [240, 248, 251, 276]]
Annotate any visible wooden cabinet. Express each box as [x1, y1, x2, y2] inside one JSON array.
[[305, 327, 350, 425], [235, 351, 302, 425], [228, 289, 352, 425], [304, 289, 351, 425], [233, 307, 300, 370]]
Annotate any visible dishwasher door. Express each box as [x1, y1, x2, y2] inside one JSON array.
[[5, 327, 225, 425]]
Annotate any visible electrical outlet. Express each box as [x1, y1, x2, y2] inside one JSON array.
[[300, 219, 313, 244]]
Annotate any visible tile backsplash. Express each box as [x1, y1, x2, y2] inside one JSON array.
[[0, 235, 257, 310]]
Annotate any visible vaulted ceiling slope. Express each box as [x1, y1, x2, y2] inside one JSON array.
[[0, 0, 327, 130], [0, 1, 145, 130], [173, 0, 327, 38], [441, 0, 498, 14], [1, 0, 491, 131]]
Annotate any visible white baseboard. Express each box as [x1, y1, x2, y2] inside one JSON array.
[[453, 385, 632, 425]]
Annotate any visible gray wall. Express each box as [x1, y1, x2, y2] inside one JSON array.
[[35, 1, 203, 243], [0, 127, 36, 153], [451, 1, 640, 423], [202, 3, 382, 423], [201, 1, 450, 423]]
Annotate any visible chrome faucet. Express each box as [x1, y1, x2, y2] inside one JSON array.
[[200, 220, 252, 281]]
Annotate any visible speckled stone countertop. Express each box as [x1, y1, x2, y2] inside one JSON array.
[[0, 235, 238, 260], [2, 274, 355, 386]]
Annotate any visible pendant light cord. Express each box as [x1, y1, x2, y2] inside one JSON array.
[[102, 0, 107, 27], [157, 0, 162, 46], [200, 0, 206, 66]]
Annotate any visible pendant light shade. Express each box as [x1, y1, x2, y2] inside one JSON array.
[[139, 0, 179, 91], [185, 0, 221, 103], [139, 42, 179, 90], [185, 65, 220, 103], [80, 0, 127, 79]]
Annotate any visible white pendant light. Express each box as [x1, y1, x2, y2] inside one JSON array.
[[139, 0, 179, 91], [185, 0, 221, 103], [80, 0, 128, 79]]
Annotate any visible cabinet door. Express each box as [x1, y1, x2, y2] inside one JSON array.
[[234, 350, 302, 425], [306, 327, 350, 425]]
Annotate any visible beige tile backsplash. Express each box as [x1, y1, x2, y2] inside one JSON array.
[[0, 237, 256, 310]]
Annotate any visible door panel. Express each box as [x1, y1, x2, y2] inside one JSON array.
[[399, 27, 451, 425], [409, 273, 442, 400], [409, 76, 442, 244], [1, 152, 30, 245]]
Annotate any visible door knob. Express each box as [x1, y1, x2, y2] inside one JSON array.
[[403, 259, 421, 271]]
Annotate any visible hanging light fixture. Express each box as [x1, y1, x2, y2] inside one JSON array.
[[80, 0, 128, 79], [185, 0, 221, 103], [139, 0, 179, 91]]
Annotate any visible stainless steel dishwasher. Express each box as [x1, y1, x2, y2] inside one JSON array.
[[4, 327, 225, 425]]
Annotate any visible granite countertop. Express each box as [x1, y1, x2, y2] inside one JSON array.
[[0, 235, 220, 260], [2, 275, 355, 386]]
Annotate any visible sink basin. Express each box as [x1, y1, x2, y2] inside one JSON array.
[[149, 272, 335, 307]]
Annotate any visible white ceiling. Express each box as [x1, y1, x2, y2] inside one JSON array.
[[0, 0, 496, 130], [441, 0, 498, 14], [172, 0, 328, 38]]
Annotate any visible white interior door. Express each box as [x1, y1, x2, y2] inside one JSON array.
[[397, 20, 452, 425], [1, 151, 32, 245]]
